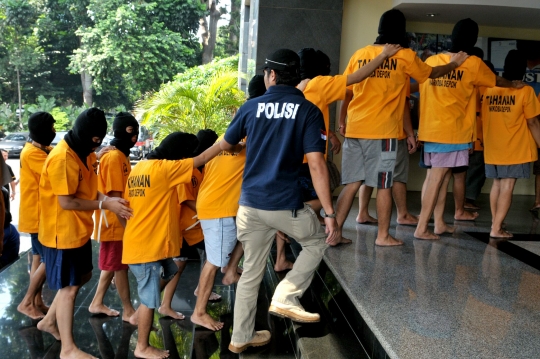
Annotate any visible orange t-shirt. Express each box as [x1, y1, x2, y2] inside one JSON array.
[[122, 158, 194, 264], [93, 149, 131, 242], [303, 74, 347, 162], [197, 135, 245, 220], [19, 143, 48, 233], [482, 86, 540, 165], [418, 54, 496, 144], [473, 87, 488, 151], [178, 168, 204, 246], [38, 140, 98, 249], [397, 80, 412, 140], [343, 46, 432, 139]]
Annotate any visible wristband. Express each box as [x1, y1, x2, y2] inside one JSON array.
[[323, 212, 336, 218], [99, 201, 103, 210]]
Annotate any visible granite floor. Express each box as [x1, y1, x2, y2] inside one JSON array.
[[325, 191, 540, 359]]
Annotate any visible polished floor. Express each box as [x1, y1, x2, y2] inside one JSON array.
[[2, 191, 540, 358], [324, 192, 540, 359]]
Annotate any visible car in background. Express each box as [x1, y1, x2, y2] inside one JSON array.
[[129, 126, 153, 160], [51, 131, 68, 147], [0, 132, 31, 158], [96, 134, 114, 153]]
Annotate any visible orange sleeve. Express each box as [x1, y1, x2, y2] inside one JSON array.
[[321, 75, 347, 104], [523, 87, 540, 119], [176, 182, 195, 203], [474, 60, 497, 88], [166, 158, 194, 189], [48, 157, 80, 196], [406, 54, 432, 84], [102, 153, 125, 194]]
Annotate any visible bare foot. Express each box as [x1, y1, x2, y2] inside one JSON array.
[[158, 306, 185, 320], [356, 214, 378, 224], [134, 345, 169, 359], [37, 303, 49, 314], [375, 235, 404, 247], [274, 260, 294, 272], [122, 307, 136, 322], [397, 213, 419, 225], [194, 290, 221, 302], [222, 272, 240, 286], [129, 310, 139, 326], [190, 312, 224, 331], [530, 203, 540, 212], [60, 347, 98, 359], [454, 210, 479, 221], [490, 229, 513, 238], [17, 301, 45, 320], [414, 229, 440, 240], [329, 236, 353, 246], [37, 318, 60, 340], [464, 201, 480, 210], [434, 223, 455, 235], [88, 303, 120, 317]]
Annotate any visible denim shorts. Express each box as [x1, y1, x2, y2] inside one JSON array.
[[129, 258, 178, 309], [201, 217, 237, 267], [30, 233, 44, 261]]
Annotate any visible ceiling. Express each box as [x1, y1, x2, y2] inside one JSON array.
[[394, 1, 540, 29]]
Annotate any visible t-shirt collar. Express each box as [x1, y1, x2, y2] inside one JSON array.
[[266, 85, 305, 98]]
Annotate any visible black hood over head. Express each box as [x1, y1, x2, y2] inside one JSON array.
[[503, 50, 527, 81], [247, 75, 266, 100], [64, 108, 107, 166], [147, 132, 199, 161], [194, 129, 218, 157], [298, 48, 319, 80], [110, 112, 139, 157], [374, 9, 408, 47], [449, 18, 479, 54], [28, 111, 56, 147]]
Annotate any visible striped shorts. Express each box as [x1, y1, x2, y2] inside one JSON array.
[[341, 138, 397, 189]]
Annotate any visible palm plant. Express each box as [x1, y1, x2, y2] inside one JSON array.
[[135, 70, 245, 143]]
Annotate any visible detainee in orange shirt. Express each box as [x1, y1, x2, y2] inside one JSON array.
[[36, 108, 133, 359], [88, 112, 140, 322], [482, 50, 540, 238], [16, 112, 56, 320], [414, 19, 525, 240], [296, 44, 402, 246], [335, 9, 468, 246], [121, 132, 227, 359]]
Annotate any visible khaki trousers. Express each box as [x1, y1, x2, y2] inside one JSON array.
[[231, 204, 328, 343]]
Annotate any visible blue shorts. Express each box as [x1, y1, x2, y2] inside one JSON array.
[[129, 258, 178, 309], [0, 224, 20, 268], [201, 217, 237, 267], [43, 239, 93, 290], [30, 233, 44, 261], [485, 163, 530, 179]]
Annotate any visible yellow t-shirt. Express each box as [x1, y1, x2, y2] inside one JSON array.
[[397, 80, 412, 141], [474, 87, 487, 151], [19, 143, 47, 233], [343, 46, 432, 139], [178, 168, 204, 246], [482, 86, 540, 165], [122, 158, 194, 264], [303, 74, 347, 162], [38, 140, 98, 249], [418, 54, 496, 144], [93, 149, 131, 242], [197, 135, 245, 220]]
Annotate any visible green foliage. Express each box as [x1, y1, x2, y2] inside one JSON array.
[[69, 0, 206, 108], [214, 0, 241, 58], [51, 107, 70, 131], [135, 56, 244, 142]]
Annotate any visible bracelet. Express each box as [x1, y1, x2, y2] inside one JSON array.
[[323, 212, 337, 218], [99, 201, 103, 210]]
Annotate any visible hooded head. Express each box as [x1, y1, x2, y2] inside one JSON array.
[[316, 50, 331, 76], [374, 9, 408, 47], [28, 111, 56, 147], [449, 18, 479, 54], [503, 50, 527, 81], [298, 48, 319, 80], [147, 132, 199, 161], [247, 75, 267, 99], [194, 129, 218, 157], [110, 112, 139, 157], [64, 107, 107, 165]]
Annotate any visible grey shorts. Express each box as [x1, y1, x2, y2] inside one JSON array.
[[394, 139, 409, 183], [485, 163, 531, 179], [341, 138, 397, 189]]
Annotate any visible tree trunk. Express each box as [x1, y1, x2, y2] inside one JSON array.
[[16, 68, 22, 128], [227, 0, 240, 54], [81, 71, 92, 106], [200, 0, 221, 64]]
